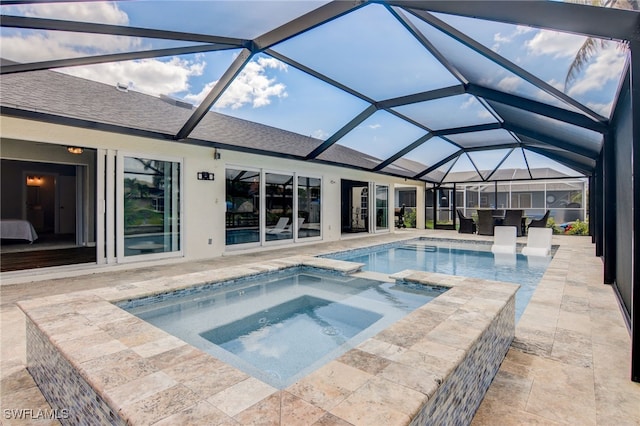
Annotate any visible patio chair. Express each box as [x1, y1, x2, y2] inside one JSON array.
[[395, 205, 406, 228], [503, 209, 524, 237], [266, 217, 290, 234], [477, 209, 495, 236], [527, 210, 550, 231], [491, 226, 517, 254], [456, 209, 476, 234], [522, 227, 553, 256]]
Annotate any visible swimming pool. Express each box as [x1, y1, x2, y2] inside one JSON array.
[[326, 238, 552, 321], [120, 267, 445, 389]]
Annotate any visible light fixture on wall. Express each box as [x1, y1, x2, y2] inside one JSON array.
[[67, 146, 83, 154], [213, 148, 221, 160], [26, 176, 44, 186]]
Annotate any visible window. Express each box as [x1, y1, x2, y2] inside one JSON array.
[[398, 189, 416, 207], [511, 193, 532, 209]]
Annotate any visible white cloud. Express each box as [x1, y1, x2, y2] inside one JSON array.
[[586, 101, 613, 117], [3, 2, 137, 55], [63, 57, 206, 96], [547, 78, 564, 91], [497, 75, 522, 92], [368, 124, 382, 130], [18, 2, 129, 24], [492, 32, 511, 51], [200, 56, 288, 109], [3, 2, 290, 105], [515, 26, 534, 36], [311, 129, 329, 140], [461, 97, 476, 109], [567, 45, 626, 96], [477, 109, 493, 120], [491, 25, 533, 52], [526, 30, 585, 59]]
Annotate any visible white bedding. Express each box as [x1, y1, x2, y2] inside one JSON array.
[[0, 220, 38, 243]]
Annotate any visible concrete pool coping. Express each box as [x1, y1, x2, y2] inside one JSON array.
[[18, 255, 518, 425]]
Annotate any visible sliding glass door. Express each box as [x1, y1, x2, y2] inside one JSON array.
[[120, 155, 181, 258], [265, 172, 293, 242], [226, 168, 321, 247], [225, 168, 260, 246], [298, 176, 321, 239], [375, 185, 389, 231]]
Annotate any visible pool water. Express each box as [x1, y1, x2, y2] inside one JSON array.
[[327, 239, 552, 322], [121, 267, 445, 389]]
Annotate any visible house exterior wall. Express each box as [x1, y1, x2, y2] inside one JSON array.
[[1, 115, 425, 266]]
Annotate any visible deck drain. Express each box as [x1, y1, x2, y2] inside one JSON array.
[[322, 326, 341, 336]]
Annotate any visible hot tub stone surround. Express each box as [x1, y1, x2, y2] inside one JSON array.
[[18, 256, 518, 425]]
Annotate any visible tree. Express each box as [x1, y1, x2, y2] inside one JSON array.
[[564, 0, 637, 91]]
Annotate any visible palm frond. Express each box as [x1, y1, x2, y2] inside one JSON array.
[[564, 37, 603, 90]]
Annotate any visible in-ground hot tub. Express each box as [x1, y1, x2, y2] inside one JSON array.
[[118, 267, 446, 389], [19, 255, 518, 425]]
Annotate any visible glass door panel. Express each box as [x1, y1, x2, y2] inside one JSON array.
[[265, 173, 293, 242], [123, 156, 180, 257], [375, 185, 389, 231], [225, 168, 260, 246], [298, 176, 321, 239], [435, 186, 455, 230]]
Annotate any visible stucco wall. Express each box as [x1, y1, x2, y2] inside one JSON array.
[[1, 115, 426, 264]]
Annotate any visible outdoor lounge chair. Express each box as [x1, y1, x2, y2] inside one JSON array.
[[293, 217, 305, 232], [527, 210, 550, 231], [522, 227, 553, 257], [456, 209, 476, 234], [493, 252, 517, 266], [503, 209, 524, 237], [477, 209, 495, 236], [266, 217, 290, 234], [491, 226, 517, 254]]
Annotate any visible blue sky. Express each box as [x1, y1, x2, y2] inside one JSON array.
[[0, 1, 628, 178]]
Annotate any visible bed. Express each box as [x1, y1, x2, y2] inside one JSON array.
[[0, 220, 38, 243]]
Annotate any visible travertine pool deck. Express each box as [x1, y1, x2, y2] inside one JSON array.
[[2, 230, 639, 425]]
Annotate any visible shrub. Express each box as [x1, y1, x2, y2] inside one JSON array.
[[546, 217, 563, 234], [565, 219, 589, 235], [404, 208, 417, 228]]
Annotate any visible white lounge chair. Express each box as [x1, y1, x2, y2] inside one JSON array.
[[266, 217, 290, 234], [491, 226, 517, 254], [522, 227, 553, 257], [494, 252, 517, 266]]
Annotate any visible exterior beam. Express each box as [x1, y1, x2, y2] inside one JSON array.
[[175, 48, 252, 140], [630, 40, 640, 383], [0, 44, 234, 74], [603, 134, 616, 285], [405, 8, 607, 123], [388, 1, 640, 43], [254, 1, 365, 49], [0, 15, 246, 45], [305, 105, 377, 159], [470, 84, 608, 133]]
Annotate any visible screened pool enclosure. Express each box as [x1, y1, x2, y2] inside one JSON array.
[[1, 1, 638, 381]]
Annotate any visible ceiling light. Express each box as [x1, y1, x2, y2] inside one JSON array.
[[67, 146, 83, 154]]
